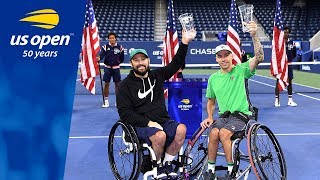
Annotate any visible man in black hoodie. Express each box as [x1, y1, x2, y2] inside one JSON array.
[[116, 29, 195, 179]]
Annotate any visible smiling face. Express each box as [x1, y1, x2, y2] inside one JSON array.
[[215, 50, 234, 73], [130, 53, 150, 77]]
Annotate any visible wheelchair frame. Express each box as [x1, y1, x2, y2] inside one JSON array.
[[108, 120, 287, 180]]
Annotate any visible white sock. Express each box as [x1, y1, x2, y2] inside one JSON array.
[[208, 161, 216, 173], [157, 159, 161, 165], [163, 153, 175, 165], [227, 162, 234, 173], [288, 97, 293, 102]]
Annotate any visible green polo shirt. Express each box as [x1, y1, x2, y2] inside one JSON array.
[[206, 60, 255, 115]]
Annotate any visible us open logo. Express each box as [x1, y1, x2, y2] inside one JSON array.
[[20, 9, 59, 29], [178, 98, 193, 111], [10, 9, 74, 59]]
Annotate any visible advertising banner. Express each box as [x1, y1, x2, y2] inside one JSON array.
[[112, 41, 310, 65]]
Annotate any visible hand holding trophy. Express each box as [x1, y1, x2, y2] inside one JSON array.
[[238, 4, 255, 33], [246, 21, 258, 36], [179, 13, 196, 39]]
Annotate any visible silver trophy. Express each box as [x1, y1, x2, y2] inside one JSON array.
[[238, 4, 254, 32], [178, 13, 196, 38]]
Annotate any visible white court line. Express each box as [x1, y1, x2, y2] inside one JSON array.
[[76, 74, 320, 101], [250, 76, 320, 101], [76, 72, 320, 91], [69, 136, 109, 139], [296, 92, 320, 101], [273, 133, 320, 136], [69, 133, 320, 139], [254, 74, 320, 91]]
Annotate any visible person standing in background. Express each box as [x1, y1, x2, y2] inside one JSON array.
[[274, 26, 297, 107], [100, 32, 124, 108]]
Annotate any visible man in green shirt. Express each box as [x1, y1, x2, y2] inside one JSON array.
[[201, 21, 264, 179]]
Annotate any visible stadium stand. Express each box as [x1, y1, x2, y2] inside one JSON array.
[[92, 0, 319, 42], [252, 0, 320, 41], [303, 0, 320, 40], [92, 0, 155, 41], [174, 0, 232, 41]]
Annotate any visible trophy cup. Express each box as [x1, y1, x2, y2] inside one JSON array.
[[178, 13, 196, 38], [238, 4, 254, 32]]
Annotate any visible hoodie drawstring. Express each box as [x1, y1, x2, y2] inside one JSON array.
[[147, 77, 154, 102]]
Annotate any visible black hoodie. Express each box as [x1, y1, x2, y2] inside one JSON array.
[[116, 43, 188, 127]]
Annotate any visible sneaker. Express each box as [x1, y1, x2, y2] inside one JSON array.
[[288, 101, 297, 107], [274, 100, 280, 107], [203, 169, 216, 180], [163, 161, 178, 180], [102, 99, 109, 108], [157, 163, 168, 180]]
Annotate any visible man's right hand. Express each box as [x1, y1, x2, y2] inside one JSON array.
[[200, 118, 214, 129], [148, 121, 163, 131], [181, 28, 196, 45]]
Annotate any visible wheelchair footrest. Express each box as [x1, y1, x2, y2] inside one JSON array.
[[140, 155, 153, 174]]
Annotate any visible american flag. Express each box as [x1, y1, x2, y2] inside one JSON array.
[[227, 0, 242, 64], [163, 0, 179, 97], [80, 0, 100, 94], [270, 0, 288, 91]]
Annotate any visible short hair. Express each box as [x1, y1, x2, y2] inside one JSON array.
[[284, 26, 291, 33], [108, 32, 117, 39]]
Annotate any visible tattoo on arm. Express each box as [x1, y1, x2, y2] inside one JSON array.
[[252, 35, 264, 63]]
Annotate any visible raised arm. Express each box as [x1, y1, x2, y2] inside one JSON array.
[[160, 28, 196, 80], [247, 21, 264, 71]]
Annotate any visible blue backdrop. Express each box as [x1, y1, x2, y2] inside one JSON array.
[[0, 1, 85, 179]]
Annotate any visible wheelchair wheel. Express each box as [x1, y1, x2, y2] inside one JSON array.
[[108, 121, 142, 180], [248, 124, 287, 180], [183, 126, 210, 176]]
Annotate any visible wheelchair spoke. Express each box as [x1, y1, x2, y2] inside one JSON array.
[[183, 127, 210, 177], [108, 121, 142, 180], [251, 124, 287, 180]]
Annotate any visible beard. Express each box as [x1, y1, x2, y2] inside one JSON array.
[[133, 64, 149, 76]]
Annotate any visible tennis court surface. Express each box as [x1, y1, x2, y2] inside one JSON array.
[[65, 72, 320, 180]]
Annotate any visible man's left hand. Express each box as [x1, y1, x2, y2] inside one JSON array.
[[247, 21, 257, 36]]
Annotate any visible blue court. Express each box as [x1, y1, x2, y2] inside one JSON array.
[[64, 74, 320, 180]]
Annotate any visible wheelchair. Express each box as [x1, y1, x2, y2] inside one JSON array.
[[108, 117, 287, 180], [182, 119, 287, 180], [108, 120, 187, 180]]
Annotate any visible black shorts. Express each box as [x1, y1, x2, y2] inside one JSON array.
[[103, 67, 121, 82], [135, 120, 180, 148]]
